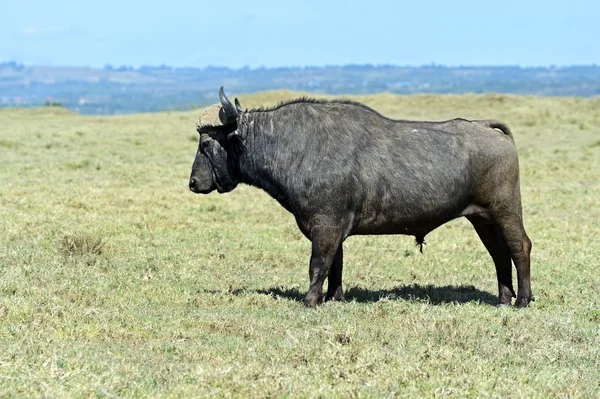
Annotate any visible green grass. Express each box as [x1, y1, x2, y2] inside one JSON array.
[[1, 92, 599, 397]]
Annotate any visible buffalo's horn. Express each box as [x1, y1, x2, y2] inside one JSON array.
[[234, 98, 244, 113], [218, 86, 238, 124]]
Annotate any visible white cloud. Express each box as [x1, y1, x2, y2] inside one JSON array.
[[21, 25, 77, 37], [21, 26, 38, 36]]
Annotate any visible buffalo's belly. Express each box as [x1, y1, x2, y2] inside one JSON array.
[[351, 216, 450, 236], [351, 183, 471, 236]]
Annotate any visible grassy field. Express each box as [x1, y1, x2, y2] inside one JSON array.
[[1, 92, 599, 397]]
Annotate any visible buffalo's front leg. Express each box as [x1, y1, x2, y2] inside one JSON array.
[[305, 226, 343, 308], [325, 244, 344, 302]]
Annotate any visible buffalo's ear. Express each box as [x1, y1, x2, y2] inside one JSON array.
[[227, 131, 246, 152], [234, 98, 244, 113]]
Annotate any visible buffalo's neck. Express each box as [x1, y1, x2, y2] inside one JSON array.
[[237, 112, 301, 213]]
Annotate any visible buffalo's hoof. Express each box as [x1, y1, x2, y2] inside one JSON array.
[[324, 295, 346, 303], [304, 294, 322, 308], [514, 298, 531, 308], [325, 287, 345, 302], [498, 296, 513, 307], [496, 303, 511, 308]]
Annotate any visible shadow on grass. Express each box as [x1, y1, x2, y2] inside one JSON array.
[[254, 284, 497, 306]]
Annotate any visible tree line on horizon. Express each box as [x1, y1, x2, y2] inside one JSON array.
[[1, 63, 599, 114]]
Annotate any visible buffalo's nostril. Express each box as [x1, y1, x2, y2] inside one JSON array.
[[189, 178, 197, 191]]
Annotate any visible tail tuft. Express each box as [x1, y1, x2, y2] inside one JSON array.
[[415, 235, 426, 253]]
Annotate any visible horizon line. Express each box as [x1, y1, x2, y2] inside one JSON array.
[[1, 61, 599, 71]]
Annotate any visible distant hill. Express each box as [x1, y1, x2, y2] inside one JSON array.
[[1, 62, 599, 114]]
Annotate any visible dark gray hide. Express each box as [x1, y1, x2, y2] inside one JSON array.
[[190, 87, 533, 308]]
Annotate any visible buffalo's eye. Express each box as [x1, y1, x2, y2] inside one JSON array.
[[200, 139, 210, 151]]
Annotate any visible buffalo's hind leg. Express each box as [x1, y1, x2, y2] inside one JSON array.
[[325, 244, 345, 302], [493, 212, 533, 308], [468, 216, 516, 306], [305, 226, 343, 308]]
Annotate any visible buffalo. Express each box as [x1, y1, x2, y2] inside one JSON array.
[[189, 87, 533, 308]]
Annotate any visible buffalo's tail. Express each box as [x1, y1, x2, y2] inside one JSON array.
[[475, 120, 514, 140]]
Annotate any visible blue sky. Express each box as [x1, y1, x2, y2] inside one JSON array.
[[1, 0, 599, 68]]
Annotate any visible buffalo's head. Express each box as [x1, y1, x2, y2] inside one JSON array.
[[189, 87, 245, 194]]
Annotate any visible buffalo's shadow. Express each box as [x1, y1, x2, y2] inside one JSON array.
[[256, 284, 497, 305]]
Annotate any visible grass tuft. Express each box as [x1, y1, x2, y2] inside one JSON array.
[[58, 231, 107, 257], [0, 139, 23, 149]]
